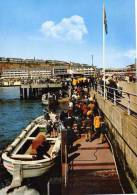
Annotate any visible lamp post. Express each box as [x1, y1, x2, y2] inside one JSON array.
[[91, 54, 94, 67]]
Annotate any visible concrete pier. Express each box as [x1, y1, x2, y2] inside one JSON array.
[[20, 83, 62, 99]]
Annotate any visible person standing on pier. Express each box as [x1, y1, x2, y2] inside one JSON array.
[[85, 112, 94, 142]]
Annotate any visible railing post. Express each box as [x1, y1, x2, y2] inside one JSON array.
[[114, 90, 116, 105], [47, 181, 50, 195], [99, 85, 102, 96], [105, 87, 107, 100], [127, 93, 131, 115], [96, 84, 98, 93], [61, 129, 68, 188]]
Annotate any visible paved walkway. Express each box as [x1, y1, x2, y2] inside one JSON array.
[[66, 135, 123, 194], [118, 81, 137, 113]]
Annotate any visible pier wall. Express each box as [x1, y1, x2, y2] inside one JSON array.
[[95, 93, 137, 192]]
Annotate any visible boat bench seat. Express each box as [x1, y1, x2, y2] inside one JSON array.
[[11, 154, 35, 160], [27, 137, 35, 140], [25, 144, 54, 156]]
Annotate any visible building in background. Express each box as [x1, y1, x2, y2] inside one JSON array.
[[1, 69, 29, 79], [0, 57, 96, 80]]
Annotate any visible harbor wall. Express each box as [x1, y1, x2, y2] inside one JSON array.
[[95, 93, 137, 192]]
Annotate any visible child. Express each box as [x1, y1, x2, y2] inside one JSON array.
[[99, 117, 108, 144]]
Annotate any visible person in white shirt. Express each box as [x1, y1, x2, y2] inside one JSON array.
[[69, 101, 73, 109]]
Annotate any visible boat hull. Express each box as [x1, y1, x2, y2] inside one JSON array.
[[42, 100, 49, 105], [2, 155, 57, 179], [42, 94, 49, 105]]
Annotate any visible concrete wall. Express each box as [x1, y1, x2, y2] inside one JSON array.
[[118, 81, 137, 94], [95, 93, 137, 192]]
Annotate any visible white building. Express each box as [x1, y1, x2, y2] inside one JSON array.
[[1, 69, 29, 79], [1, 68, 53, 79], [71, 65, 95, 76], [30, 69, 52, 78], [53, 66, 68, 76]]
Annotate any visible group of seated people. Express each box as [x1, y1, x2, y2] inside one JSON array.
[[44, 111, 61, 138], [29, 113, 61, 159]]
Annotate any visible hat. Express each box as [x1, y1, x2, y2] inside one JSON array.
[[87, 110, 92, 116], [89, 97, 94, 101]]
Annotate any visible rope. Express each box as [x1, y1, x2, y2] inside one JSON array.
[[90, 148, 98, 161]]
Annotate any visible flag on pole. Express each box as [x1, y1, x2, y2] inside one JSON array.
[[103, 5, 108, 34], [135, 0, 137, 84], [102, 2, 108, 99]]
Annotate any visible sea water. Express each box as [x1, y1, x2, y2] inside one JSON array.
[[0, 87, 62, 194], [0, 87, 42, 149]]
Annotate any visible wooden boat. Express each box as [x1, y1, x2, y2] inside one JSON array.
[[42, 94, 58, 106], [42, 94, 49, 105], [2, 114, 61, 188]]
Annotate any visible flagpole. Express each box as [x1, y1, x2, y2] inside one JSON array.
[[135, 0, 137, 89], [103, 2, 106, 99]]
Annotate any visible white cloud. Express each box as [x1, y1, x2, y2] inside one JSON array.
[[123, 49, 135, 58], [104, 48, 135, 68], [41, 15, 88, 41]]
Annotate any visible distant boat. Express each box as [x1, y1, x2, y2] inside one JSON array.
[[2, 113, 61, 189], [42, 94, 58, 107], [48, 95, 58, 108], [42, 94, 49, 105]]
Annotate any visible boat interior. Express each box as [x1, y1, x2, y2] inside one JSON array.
[[10, 126, 57, 161]]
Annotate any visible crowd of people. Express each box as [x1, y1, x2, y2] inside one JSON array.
[[60, 84, 108, 148], [34, 77, 109, 159]]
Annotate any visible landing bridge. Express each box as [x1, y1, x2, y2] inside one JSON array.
[[61, 85, 137, 194], [90, 84, 137, 193]]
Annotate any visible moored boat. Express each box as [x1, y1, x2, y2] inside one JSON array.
[[42, 94, 49, 105], [42, 93, 58, 107], [2, 113, 61, 188]]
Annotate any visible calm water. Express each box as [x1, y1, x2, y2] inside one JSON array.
[[0, 87, 43, 149]]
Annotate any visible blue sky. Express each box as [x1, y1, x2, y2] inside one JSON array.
[[0, 0, 136, 68]]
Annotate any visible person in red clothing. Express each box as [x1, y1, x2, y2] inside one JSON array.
[[76, 87, 81, 95], [82, 102, 88, 119], [31, 134, 50, 159]]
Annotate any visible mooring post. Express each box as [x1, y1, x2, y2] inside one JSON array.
[[29, 87, 33, 99], [61, 128, 68, 189], [20, 87, 23, 99], [24, 88, 27, 99]]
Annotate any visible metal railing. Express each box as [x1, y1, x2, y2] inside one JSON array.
[[96, 84, 137, 117]]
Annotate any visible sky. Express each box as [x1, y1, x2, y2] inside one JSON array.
[[0, 0, 136, 68]]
